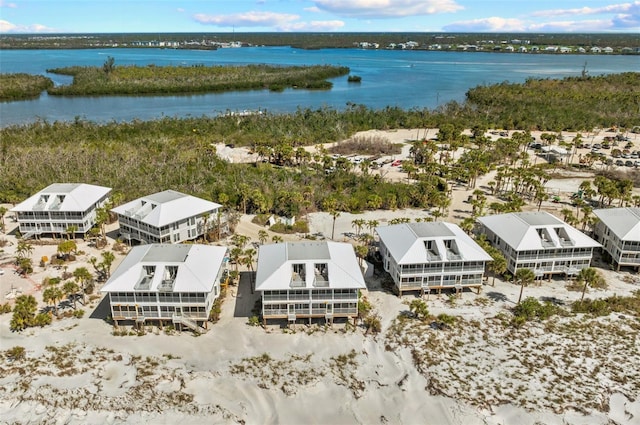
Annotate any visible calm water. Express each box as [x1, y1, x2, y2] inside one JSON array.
[[1, 47, 638, 126]]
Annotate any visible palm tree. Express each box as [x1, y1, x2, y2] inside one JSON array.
[[351, 219, 366, 236], [576, 267, 605, 301], [63, 280, 80, 309], [72, 266, 93, 304], [258, 230, 268, 245], [231, 233, 250, 249], [366, 219, 379, 235], [271, 235, 283, 244], [16, 240, 34, 260], [66, 225, 78, 240], [330, 210, 341, 240], [515, 268, 536, 305], [486, 247, 507, 286], [354, 244, 368, 267], [242, 248, 257, 272], [229, 247, 243, 272], [43, 285, 63, 316]]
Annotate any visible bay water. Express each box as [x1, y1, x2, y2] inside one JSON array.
[[1, 46, 638, 126]]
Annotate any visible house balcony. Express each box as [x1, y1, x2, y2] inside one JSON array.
[[157, 279, 175, 292], [313, 274, 330, 287]]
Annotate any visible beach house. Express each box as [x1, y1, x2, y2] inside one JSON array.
[[255, 241, 366, 325], [592, 207, 640, 271], [11, 183, 111, 239], [376, 222, 492, 296], [101, 244, 227, 331], [477, 211, 600, 279], [112, 190, 222, 244]]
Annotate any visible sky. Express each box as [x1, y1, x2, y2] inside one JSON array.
[[1, 0, 639, 34]]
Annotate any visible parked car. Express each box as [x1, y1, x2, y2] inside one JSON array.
[[615, 159, 625, 166], [625, 160, 634, 167], [593, 143, 602, 149]]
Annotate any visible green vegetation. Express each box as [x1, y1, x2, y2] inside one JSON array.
[[465, 72, 640, 130], [1, 73, 638, 218], [511, 297, 561, 328], [572, 291, 640, 317], [10, 295, 52, 332], [347, 75, 362, 83], [46, 63, 350, 96], [0, 73, 53, 101]]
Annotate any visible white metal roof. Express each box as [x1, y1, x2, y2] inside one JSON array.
[[376, 222, 492, 264], [593, 207, 640, 241], [477, 211, 601, 251], [254, 241, 366, 291], [111, 190, 221, 227], [101, 244, 227, 293], [11, 183, 111, 213]]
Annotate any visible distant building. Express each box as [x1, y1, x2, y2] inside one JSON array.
[[477, 212, 600, 279], [11, 183, 111, 239], [112, 190, 222, 244], [376, 222, 492, 296], [255, 241, 366, 325], [592, 207, 640, 271], [101, 244, 227, 331]]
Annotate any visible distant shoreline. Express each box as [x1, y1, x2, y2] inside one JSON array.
[[1, 32, 638, 55]]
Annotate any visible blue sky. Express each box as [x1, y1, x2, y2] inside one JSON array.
[[1, 1, 639, 33]]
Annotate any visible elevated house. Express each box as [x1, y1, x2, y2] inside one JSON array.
[[112, 190, 222, 244], [592, 207, 640, 271], [477, 212, 600, 279], [11, 183, 111, 239], [255, 241, 366, 325], [376, 222, 492, 296], [101, 244, 227, 331]]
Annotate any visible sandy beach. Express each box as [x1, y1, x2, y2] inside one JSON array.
[[1, 127, 639, 425]]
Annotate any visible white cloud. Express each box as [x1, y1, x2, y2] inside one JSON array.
[[177, 8, 184, 13], [443, 17, 525, 32], [313, 0, 463, 18], [529, 19, 615, 32], [279, 20, 345, 31], [304, 6, 321, 13], [193, 11, 299, 27], [532, 1, 639, 17], [529, 1, 640, 31], [0, 19, 57, 33], [0, 1, 17, 8]]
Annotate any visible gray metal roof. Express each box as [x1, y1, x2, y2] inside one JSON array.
[[409, 222, 455, 238], [111, 190, 221, 227], [287, 242, 331, 261], [376, 222, 492, 264], [255, 241, 366, 291], [101, 244, 227, 293], [593, 207, 640, 241], [11, 183, 111, 213], [477, 212, 601, 251]]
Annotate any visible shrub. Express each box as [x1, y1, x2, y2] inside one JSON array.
[[73, 309, 85, 318], [409, 299, 430, 321], [5, 346, 26, 361], [248, 315, 261, 326], [363, 314, 382, 334], [436, 313, 457, 328], [511, 297, 560, 326], [252, 214, 271, 226], [0, 303, 12, 314]]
